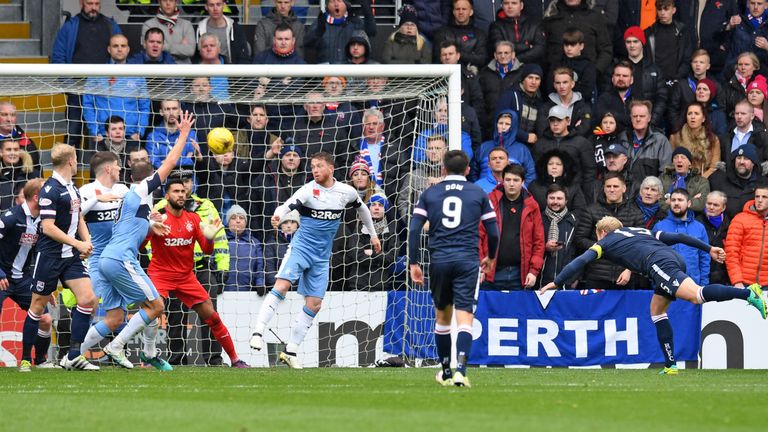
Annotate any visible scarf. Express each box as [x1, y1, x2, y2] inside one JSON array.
[[363, 217, 390, 237], [496, 61, 511, 78], [708, 213, 724, 229], [679, 125, 710, 172], [748, 12, 767, 28], [359, 136, 385, 186], [156, 10, 179, 34], [669, 172, 687, 194], [635, 194, 660, 224], [273, 42, 295, 58], [105, 139, 126, 155], [736, 71, 751, 90], [545, 206, 568, 242], [325, 12, 348, 25]]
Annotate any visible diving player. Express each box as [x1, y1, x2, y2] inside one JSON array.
[[540, 216, 767, 374]]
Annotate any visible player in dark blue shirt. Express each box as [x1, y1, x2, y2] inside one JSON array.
[[541, 216, 767, 375], [22, 143, 97, 371], [408, 150, 499, 387], [0, 179, 55, 371]]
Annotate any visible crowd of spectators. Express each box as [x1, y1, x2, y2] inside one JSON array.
[[8, 0, 768, 295]]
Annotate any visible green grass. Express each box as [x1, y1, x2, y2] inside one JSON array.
[[0, 367, 762, 432]]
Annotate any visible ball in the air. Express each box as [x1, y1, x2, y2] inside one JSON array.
[[207, 127, 235, 154]]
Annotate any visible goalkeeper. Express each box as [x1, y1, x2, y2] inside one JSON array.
[[145, 177, 248, 368]]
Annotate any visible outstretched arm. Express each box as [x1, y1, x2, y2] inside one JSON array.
[[541, 248, 599, 291], [656, 231, 712, 253], [156, 111, 195, 182]]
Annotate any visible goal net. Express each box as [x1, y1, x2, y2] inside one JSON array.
[[0, 64, 461, 368]]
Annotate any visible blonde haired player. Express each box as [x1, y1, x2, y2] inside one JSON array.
[[541, 216, 766, 374]]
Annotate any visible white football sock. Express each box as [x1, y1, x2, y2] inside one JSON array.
[[142, 319, 159, 358], [287, 306, 316, 352]]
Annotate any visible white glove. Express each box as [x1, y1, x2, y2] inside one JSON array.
[[200, 217, 223, 240]]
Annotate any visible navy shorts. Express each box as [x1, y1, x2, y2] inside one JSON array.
[[428, 260, 481, 313], [31, 253, 89, 296], [648, 251, 688, 301], [0, 276, 33, 311]]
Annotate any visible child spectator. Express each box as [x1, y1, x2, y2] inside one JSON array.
[[264, 210, 300, 292], [224, 205, 265, 293], [548, 28, 596, 100]]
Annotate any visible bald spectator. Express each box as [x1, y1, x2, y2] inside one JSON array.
[[479, 41, 525, 132], [142, 0, 196, 64], [51, 0, 121, 147], [0, 102, 38, 168], [696, 191, 731, 285]]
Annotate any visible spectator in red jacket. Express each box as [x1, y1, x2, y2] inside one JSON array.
[[479, 163, 545, 290], [725, 180, 768, 287]]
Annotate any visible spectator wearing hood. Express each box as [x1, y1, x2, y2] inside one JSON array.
[[382, 5, 432, 64], [528, 148, 587, 212], [478, 41, 525, 132], [470, 110, 536, 186], [264, 210, 300, 291], [253, 0, 306, 59], [431, 0, 489, 70], [224, 205, 265, 293], [534, 105, 596, 196], [487, 0, 546, 66], [305, 0, 376, 64], [709, 143, 762, 218]]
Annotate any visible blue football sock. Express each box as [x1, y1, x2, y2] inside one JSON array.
[[435, 324, 452, 379], [701, 284, 750, 302], [652, 314, 675, 368], [68, 305, 93, 359], [21, 310, 41, 362], [34, 329, 51, 364], [455, 328, 473, 375]]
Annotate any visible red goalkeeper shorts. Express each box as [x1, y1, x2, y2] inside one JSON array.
[[149, 271, 209, 308]]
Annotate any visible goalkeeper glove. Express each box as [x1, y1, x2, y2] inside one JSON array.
[[200, 217, 224, 240]]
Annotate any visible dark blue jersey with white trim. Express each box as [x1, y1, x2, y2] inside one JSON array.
[[0, 202, 38, 279], [37, 171, 82, 258], [409, 175, 497, 264]]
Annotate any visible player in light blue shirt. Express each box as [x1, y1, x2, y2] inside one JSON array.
[[78, 111, 196, 370], [249, 152, 380, 368]]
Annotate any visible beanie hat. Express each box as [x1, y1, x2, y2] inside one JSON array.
[[279, 143, 302, 158], [349, 159, 371, 178], [279, 210, 300, 227], [623, 26, 646, 46], [733, 144, 760, 166], [398, 4, 418, 26], [696, 78, 718, 101], [226, 204, 247, 222], [747, 76, 768, 98], [671, 146, 693, 163], [520, 63, 544, 80], [368, 193, 390, 210]]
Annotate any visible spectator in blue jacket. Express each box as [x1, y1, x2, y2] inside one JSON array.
[[470, 109, 536, 185], [51, 0, 121, 148], [145, 100, 200, 169], [82, 34, 150, 145], [264, 210, 300, 291], [652, 188, 711, 285], [413, 98, 473, 163], [224, 205, 265, 293]]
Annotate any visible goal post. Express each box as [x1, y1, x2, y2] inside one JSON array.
[[0, 63, 462, 367]]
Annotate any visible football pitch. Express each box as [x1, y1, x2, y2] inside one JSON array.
[[0, 367, 762, 432]]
